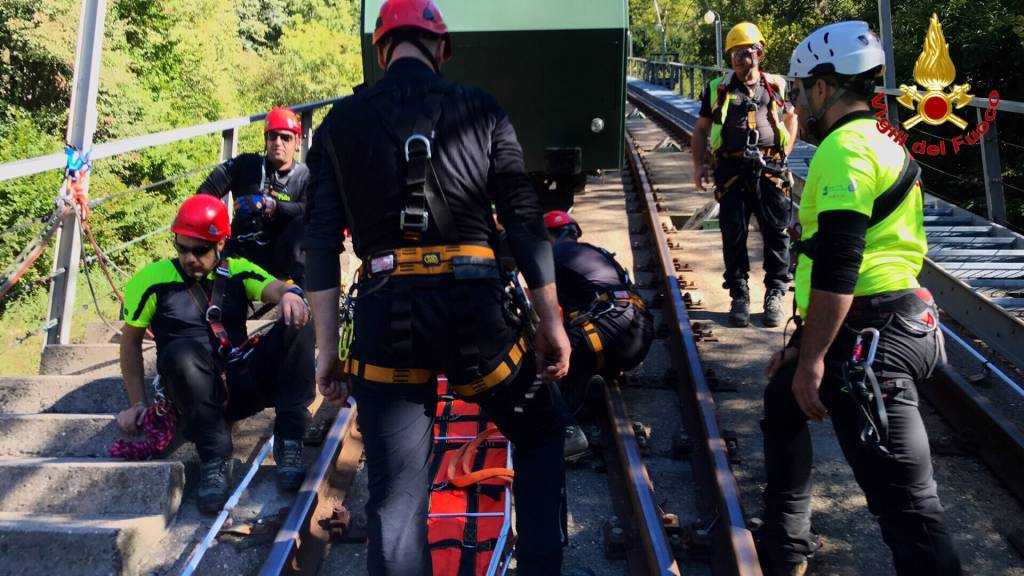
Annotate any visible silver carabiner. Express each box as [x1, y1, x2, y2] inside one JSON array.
[[404, 134, 432, 161]]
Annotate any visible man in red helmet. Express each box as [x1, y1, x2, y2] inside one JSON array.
[[116, 195, 315, 513], [197, 107, 310, 285], [304, 0, 571, 574], [544, 211, 654, 460]]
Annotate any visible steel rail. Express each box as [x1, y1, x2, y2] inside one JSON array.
[[602, 377, 682, 575], [625, 133, 762, 576], [626, 84, 1024, 508], [260, 399, 361, 576]]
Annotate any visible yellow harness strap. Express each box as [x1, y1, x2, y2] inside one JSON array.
[[580, 319, 604, 370], [344, 336, 529, 396], [362, 244, 496, 278]]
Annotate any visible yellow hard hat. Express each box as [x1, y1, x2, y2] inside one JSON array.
[[725, 22, 766, 53]]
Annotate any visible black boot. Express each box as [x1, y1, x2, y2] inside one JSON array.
[[197, 457, 233, 513], [763, 288, 787, 328], [274, 438, 306, 491], [729, 284, 751, 327], [564, 423, 590, 462]]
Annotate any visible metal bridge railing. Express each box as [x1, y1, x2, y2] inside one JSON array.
[[627, 56, 1023, 229]]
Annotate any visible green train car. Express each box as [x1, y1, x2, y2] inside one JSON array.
[[361, 0, 628, 209]]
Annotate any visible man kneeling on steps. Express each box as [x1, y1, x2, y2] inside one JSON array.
[[115, 195, 315, 513]]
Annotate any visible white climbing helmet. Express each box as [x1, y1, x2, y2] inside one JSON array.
[[788, 21, 885, 79]]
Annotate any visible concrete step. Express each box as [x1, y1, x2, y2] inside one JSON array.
[[0, 414, 122, 457], [39, 343, 156, 377], [0, 458, 183, 519], [0, 376, 148, 414], [0, 512, 165, 576]]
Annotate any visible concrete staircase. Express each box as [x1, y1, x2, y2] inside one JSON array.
[[0, 326, 179, 576]]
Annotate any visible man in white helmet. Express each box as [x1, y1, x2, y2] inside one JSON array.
[[758, 21, 962, 576]]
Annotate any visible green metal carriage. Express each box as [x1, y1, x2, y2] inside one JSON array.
[[361, 0, 628, 209]]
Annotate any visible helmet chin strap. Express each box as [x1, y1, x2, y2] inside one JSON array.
[[801, 79, 848, 141]]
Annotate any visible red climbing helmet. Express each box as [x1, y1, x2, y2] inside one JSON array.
[[544, 210, 582, 238], [172, 195, 230, 243], [373, 0, 450, 59], [264, 107, 301, 135]]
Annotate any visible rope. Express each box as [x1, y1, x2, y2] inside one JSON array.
[[0, 201, 69, 302], [108, 394, 177, 460]]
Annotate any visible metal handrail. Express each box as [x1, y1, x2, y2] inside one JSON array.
[[0, 95, 345, 183]]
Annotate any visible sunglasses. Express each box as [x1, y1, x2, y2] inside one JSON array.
[[733, 45, 763, 58], [266, 132, 295, 143], [174, 241, 216, 257]]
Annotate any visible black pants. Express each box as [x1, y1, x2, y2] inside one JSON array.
[[225, 217, 306, 286], [563, 303, 653, 412], [349, 276, 568, 576], [714, 158, 791, 294], [157, 321, 315, 461], [760, 295, 961, 575]]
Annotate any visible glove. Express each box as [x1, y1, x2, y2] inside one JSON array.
[[236, 195, 267, 218]]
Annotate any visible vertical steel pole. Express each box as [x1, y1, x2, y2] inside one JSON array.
[[878, 0, 899, 124], [300, 110, 314, 162], [715, 18, 723, 70], [220, 128, 238, 219], [978, 109, 1006, 224], [46, 0, 107, 347]]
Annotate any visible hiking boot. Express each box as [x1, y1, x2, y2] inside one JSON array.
[[763, 288, 787, 328], [729, 296, 750, 327], [197, 458, 233, 513], [564, 424, 590, 462], [274, 438, 305, 491]]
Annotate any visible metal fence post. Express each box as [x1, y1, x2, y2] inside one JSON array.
[[689, 67, 695, 99], [300, 110, 314, 162], [46, 0, 106, 347], [978, 110, 1007, 224], [878, 0, 900, 124], [220, 127, 238, 218]]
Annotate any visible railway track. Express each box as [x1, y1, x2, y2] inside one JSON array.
[[624, 86, 1024, 574]]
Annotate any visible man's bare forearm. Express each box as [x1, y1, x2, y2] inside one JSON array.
[[309, 288, 341, 352], [119, 332, 147, 405], [526, 282, 560, 323], [798, 289, 853, 366]]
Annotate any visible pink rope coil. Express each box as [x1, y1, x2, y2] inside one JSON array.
[[109, 399, 177, 460]]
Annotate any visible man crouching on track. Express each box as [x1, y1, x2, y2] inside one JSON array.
[[116, 195, 315, 513], [304, 1, 571, 574], [544, 210, 654, 461], [758, 22, 962, 576]]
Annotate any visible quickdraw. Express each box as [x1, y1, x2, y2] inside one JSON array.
[[337, 286, 356, 363], [842, 327, 894, 460]]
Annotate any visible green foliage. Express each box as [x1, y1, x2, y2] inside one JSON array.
[[0, 0, 362, 370]]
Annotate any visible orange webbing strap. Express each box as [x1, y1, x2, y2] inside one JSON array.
[[446, 428, 513, 489], [362, 244, 496, 279], [580, 319, 605, 370]]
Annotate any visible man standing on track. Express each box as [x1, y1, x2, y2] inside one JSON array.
[[691, 22, 798, 328], [758, 21, 962, 576], [303, 1, 571, 574]]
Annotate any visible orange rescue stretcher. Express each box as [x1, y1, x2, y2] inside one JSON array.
[[429, 376, 516, 575]]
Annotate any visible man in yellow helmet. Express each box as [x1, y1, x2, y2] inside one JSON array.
[[692, 21, 798, 328]]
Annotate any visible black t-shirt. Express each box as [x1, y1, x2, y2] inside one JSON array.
[[698, 74, 778, 151], [198, 153, 310, 239], [552, 241, 630, 313]]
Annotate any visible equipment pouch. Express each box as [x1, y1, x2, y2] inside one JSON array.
[[452, 256, 500, 281]]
